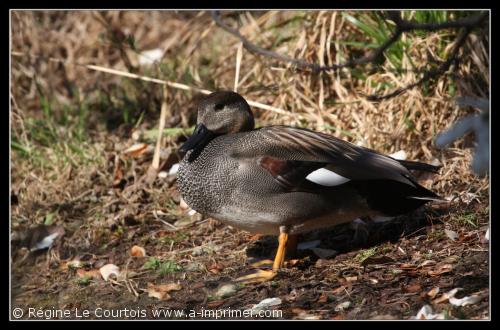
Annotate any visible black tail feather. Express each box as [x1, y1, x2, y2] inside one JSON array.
[[397, 160, 441, 173], [351, 179, 440, 216]]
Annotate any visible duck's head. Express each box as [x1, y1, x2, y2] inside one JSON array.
[[179, 91, 254, 158]]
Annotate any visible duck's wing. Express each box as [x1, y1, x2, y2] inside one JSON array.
[[230, 126, 422, 191]]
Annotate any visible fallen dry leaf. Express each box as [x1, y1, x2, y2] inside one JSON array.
[[291, 307, 321, 320], [207, 300, 225, 308], [444, 229, 459, 241], [146, 282, 182, 301], [418, 260, 437, 268], [208, 262, 225, 274], [290, 307, 305, 315], [400, 263, 417, 270], [317, 293, 328, 303], [147, 288, 170, 301], [130, 245, 146, 257], [344, 276, 358, 282], [427, 287, 440, 299], [123, 143, 150, 158], [191, 282, 205, 290], [427, 264, 453, 276], [404, 283, 422, 293], [99, 264, 120, 281], [77, 269, 101, 280], [332, 286, 348, 295], [159, 283, 182, 292], [432, 288, 460, 304]]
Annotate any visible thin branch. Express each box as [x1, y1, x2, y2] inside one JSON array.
[[212, 11, 327, 73], [213, 10, 488, 101], [212, 10, 488, 73]]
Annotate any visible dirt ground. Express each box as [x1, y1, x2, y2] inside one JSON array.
[[10, 11, 489, 320], [10, 151, 490, 320]]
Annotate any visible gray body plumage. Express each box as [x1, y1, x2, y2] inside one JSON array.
[[177, 91, 439, 236], [178, 129, 378, 235]]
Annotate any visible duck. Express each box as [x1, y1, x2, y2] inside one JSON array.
[[177, 91, 440, 283]]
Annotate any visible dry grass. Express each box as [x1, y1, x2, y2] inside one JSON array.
[[11, 10, 489, 218]]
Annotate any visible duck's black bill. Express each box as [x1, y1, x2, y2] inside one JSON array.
[[179, 124, 215, 161]]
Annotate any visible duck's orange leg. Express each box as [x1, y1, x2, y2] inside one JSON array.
[[236, 226, 289, 284]]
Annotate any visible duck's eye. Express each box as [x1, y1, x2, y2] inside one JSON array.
[[214, 103, 225, 112]]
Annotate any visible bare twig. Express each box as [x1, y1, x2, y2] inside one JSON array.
[[152, 85, 169, 170], [212, 10, 488, 101], [212, 11, 327, 73], [213, 11, 487, 72]]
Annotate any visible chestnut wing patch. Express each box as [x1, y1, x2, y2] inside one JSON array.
[[259, 156, 326, 191]]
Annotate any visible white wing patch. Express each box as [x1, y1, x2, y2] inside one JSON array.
[[306, 167, 350, 186]]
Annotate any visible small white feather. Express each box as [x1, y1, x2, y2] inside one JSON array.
[[306, 168, 350, 187], [168, 163, 180, 176], [138, 48, 163, 65], [389, 150, 407, 160]]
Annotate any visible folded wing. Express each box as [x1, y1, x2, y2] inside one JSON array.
[[231, 126, 421, 190]]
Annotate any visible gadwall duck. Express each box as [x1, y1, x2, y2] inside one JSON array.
[[177, 91, 440, 282]]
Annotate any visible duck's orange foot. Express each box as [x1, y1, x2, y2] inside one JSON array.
[[236, 227, 291, 284], [235, 269, 278, 284], [248, 259, 274, 269]]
